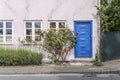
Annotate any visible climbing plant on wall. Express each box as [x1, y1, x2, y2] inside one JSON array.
[[98, 0, 120, 31]]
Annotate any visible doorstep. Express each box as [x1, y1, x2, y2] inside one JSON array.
[[69, 59, 93, 66], [69, 61, 93, 66]]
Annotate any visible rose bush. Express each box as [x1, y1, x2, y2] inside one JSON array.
[[38, 29, 76, 63]]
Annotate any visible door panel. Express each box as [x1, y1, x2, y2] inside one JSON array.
[[74, 21, 92, 58]]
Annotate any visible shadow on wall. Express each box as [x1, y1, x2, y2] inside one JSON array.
[[100, 31, 120, 61]]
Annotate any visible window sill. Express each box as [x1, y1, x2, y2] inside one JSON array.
[[21, 42, 41, 45], [0, 43, 13, 45]]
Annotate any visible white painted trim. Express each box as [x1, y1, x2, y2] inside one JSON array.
[[3, 21, 5, 43], [32, 22, 35, 41], [24, 20, 42, 43], [23, 21, 26, 40], [0, 21, 13, 44], [11, 21, 14, 44]]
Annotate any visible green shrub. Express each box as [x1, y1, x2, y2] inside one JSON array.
[[93, 61, 103, 66], [54, 61, 62, 65], [0, 49, 43, 65]]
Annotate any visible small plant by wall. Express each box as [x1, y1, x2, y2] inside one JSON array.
[[93, 49, 103, 66]]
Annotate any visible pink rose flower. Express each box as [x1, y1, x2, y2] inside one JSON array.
[[64, 48, 67, 52], [57, 50, 62, 53], [76, 32, 79, 35]]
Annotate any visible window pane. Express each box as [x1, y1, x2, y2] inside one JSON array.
[[6, 36, 12, 42], [26, 22, 32, 28], [35, 36, 41, 41], [35, 22, 41, 28], [0, 29, 3, 35], [50, 22, 56, 28], [0, 36, 3, 42], [0, 22, 3, 28], [35, 29, 40, 35], [59, 22, 65, 28], [6, 22, 12, 28], [26, 29, 32, 35], [6, 29, 12, 35], [26, 36, 32, 42]]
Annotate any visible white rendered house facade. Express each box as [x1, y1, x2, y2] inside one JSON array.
[[0, 0, 100, 61]]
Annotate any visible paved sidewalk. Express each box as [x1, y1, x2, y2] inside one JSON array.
[[0, 60, 120, 74]]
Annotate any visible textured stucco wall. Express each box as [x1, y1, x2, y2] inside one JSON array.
[[0, 0, 99, 61]]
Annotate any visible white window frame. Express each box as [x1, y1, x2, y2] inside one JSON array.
[[48, 20, 67, 31], [0, 20, 13, 44], [24, 20, 42, 43]]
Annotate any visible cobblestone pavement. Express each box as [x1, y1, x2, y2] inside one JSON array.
[[0, 59, 120, 74]]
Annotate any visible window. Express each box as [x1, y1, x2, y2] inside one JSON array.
[[49, 21, 66, 31], [25, 21, 41, 42], [0, 21, 13, 44]]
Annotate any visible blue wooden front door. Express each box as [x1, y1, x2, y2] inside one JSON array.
[[74, 21, 92, 58]]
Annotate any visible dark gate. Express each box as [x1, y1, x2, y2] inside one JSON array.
[[101, 31, 120, 61]]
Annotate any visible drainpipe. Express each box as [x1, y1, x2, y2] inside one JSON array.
[[97, 0, 100, 27], [97, 0, 101, 62]]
